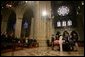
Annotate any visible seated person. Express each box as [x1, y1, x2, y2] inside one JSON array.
[[54, 34, 60, 45], [53, 31, 60, 45], [52, 31, 61, 50]]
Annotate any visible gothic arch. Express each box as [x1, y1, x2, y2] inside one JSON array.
[[6, 10, 16, 34], [21, 8, 34, 38], [1, 8, 16, 33]]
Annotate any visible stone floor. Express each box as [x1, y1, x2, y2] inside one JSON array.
[[1, 47, 84, 56]]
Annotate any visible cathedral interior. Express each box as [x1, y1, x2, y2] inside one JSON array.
[[1, 1, 84, 56]]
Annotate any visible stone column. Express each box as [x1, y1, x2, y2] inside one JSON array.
[[1, 15, 9, 33], [30, 18, 34, 37], [1, 21, 7, 33], [34, 1, 41, 46], [15, 15, 23, 38], [34, 1, 52, 47], [45, 1, 54, 42], [34, 1, 45, 47], [14, 5, 25, 39], [1, 9, 11, 33]]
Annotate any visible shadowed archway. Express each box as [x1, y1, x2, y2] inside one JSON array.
[[6, 10, 16, 34], [21, 8, 34, 38]]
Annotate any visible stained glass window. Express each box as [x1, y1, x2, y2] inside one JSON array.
[[57, 6, 69, 16], [24, 21, 28, 29], [57, 21, 61, 27], [62, 21, 66, 26], [67, 20, 72, 26]]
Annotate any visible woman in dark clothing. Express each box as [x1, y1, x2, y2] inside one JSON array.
[[63, 31, 70, 43], [63, 31, 70, 51], [70, 30, 79, 51]]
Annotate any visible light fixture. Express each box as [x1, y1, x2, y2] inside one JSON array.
[[42, 10, 47, 17], [82, 1, 84, 5], [78, 6, 80, 9], [25, 1, 28, 3], [57, 6, 69, 16], [6, 4, 12, 8]]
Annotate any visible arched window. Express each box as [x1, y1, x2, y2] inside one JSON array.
[[57, 20, 72, 27], [21, 8, 34, 38], [23, 21, 28, 29], [7, 11, 16, 34], [57, 21, 61, 27], [62, 21, 66, 26], [67, 20, 72, 26]]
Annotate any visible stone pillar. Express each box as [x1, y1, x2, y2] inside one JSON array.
[[15, 15, 22, 38], [1, 21, 7, 33], [1, 8, 11, 33], [34, 1, 41, 46], [45, 1, 55, 42], [1, 15, 9, 33], [14, 5, 25, 38], [34, 1, 45, 47], [34, 1, 52, 47], [47, 18, 55, 42], [30, 18, 34, 37]]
